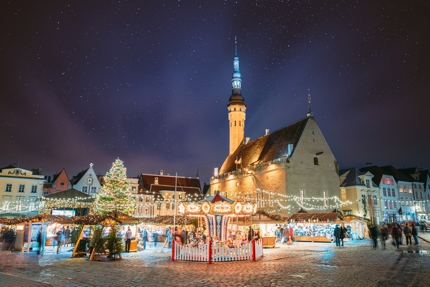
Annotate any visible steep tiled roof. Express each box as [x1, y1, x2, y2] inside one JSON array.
[[70, 168, 89, 185], [398, 167, 420, 181], [340, 168, 366, 187], [220, 117, 308, 174], [419, 169, 429, 184], [43, 188, 92, 199], [139, 174, 201, 190], [380, 165, 411, 182], [138, 173, 202, 201], [359, 165, 385, 184]]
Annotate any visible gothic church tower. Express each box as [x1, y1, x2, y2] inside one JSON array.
[[228, 37, 246, 155]]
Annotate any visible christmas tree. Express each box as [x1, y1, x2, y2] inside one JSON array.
[[95, 158, 135, 215]]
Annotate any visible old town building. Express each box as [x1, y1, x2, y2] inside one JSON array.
[[209, 40, 340, 217]]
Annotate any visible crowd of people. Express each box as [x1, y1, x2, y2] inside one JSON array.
[[368, 221, 423, 249]]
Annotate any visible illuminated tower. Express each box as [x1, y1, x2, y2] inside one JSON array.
[[228, 37, 246, 155]]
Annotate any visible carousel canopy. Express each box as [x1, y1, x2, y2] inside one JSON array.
[[288, 212, 343, 222], [198, 193, 234, 204]]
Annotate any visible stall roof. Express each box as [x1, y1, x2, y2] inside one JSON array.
[[140, 215, 197, 226], [0, 212, 139, 225], [43, 188, 94, 202], [236, 210, 286, 225], [288, 212, 343, 222]]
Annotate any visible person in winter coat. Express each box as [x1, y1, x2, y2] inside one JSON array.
[[391, 224, 401, 249], [411, 223, 419, 245], [369, 224, 378, 249], [334, 225, 341, 247], [56, 229, 64, 254], [380, 225, 389, 249], [403, 223, 412, 245], [339, 224, 347, 247]]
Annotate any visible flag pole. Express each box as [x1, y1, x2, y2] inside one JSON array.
[[173, 172, 177, 228]]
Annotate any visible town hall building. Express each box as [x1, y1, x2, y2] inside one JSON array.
[[209, 40, 340, 217]]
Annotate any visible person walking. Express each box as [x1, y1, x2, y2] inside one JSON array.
[[403, 223, 412, 245], [125, 227, 133, 252], [165, 227, 172, 248], [282, 225, 290, 244], [248, 226, 255, 242], [391, 224, 400, 249], [369, 224, 378, 249], [380, 225, 389, 250], [36, 229, 43, 255], [141, 227, 148, 250], [56, 229, 64, 254], [64, 226, 71, 247], [153, 230, 158, 247], [340, 224, 347, 247], [334, 224, 341, 247], [411, 223, 419, 245], [287, 225, 293, 245]]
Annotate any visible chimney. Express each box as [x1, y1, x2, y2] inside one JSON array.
[[265, 129, 270, 136], [214, 167, 219, 176], [159, 170, 163, 175], [245, 137, 250, 144]]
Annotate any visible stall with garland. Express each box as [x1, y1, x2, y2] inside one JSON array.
[[235, 210, 286, 248], [71, 211, 140, 260], [288, 211, 343, 242]]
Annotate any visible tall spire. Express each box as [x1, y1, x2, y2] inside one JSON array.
[[307, 88, 313, 117], [227, 37, 246, 155], [231, 36, 242, 97]]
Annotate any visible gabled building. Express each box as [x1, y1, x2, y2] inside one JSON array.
[[69, 163, 101, 196], [419, 169, 430, 220], [359, 165, 399, 223], [380, 165, 415, 221], [209, 40, 340, 217], [42, 168, 72, 195], [0, 164, 45, 216], [339, 168, 380, 223], [399, 167, 428, 221], [134, 170, 203, 218]]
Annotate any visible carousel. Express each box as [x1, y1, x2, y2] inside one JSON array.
[[173, 193, 264, 263]]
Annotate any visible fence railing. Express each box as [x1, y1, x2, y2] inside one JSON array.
[[172, 239, 263, 263]]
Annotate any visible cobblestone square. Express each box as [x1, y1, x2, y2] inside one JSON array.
[[1, 233, 430, 287]]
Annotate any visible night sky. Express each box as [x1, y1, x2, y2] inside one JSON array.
[[1, 1, 429, 184]]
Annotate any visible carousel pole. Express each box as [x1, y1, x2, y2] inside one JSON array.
[[173, 172, 177, 229]]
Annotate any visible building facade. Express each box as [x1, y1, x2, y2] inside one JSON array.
[[69, 163, 101, 196], [133, 170, 203, 218], [42, 169, 72, 195], [0, 165, 45, 216], [209, 41, 340, 217]]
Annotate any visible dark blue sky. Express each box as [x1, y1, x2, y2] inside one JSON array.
[[1, 1, 429, 184]]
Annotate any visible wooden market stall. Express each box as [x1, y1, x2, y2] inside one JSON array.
[[236, 210, 286, 248], [288, 211, 343, 242], [0, 214, 73, 253], [71, 211, 140, 260]]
